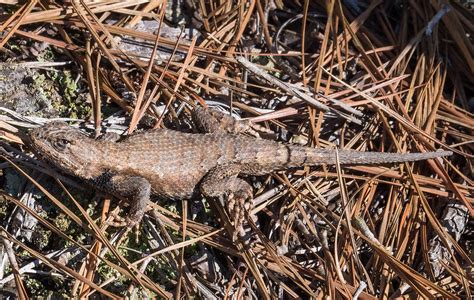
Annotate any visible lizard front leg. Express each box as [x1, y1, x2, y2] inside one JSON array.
[[192, 107, 269, 136], [200, 164, 253, 238], [101, 174, 151, 227]]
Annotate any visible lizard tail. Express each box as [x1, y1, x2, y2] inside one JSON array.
[[290, 148, 452, 166], [233, 137, 452, 173]]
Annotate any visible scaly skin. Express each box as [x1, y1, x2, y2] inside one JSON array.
[[27, 108, 452, 235]]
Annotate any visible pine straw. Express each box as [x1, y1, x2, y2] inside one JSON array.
[[0, 1, 472, 299]]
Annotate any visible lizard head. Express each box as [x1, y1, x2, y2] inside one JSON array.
[[28, 122, 101, 179]]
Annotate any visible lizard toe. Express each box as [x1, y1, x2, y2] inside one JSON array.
[[226, 191, 253, 240], [106, 213, 127, 227]]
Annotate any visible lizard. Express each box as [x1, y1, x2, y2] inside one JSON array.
[[27, 107, 452, 236]]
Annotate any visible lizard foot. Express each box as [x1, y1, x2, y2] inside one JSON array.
[[106, 212, 141, 230], [226, 190, 253, 240], [106, 213, 140, 241], [220, 117, 274, 138], [239, 120, 274, 138], [192, 107, 273, 137], [200, 165, 254, 240]]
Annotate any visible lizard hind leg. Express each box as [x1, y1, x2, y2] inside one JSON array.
[[192, 106, 270, 136], [200, 165, 253, 239]]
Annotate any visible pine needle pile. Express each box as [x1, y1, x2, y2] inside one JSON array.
[[0, 1, 472, 298]]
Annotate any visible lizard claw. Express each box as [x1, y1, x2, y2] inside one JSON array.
[[106, 214, 140, 241], [106, 212, 140, 232], [106, 211, 128, 227]]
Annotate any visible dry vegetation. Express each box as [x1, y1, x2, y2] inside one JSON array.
[[0, 0, 473, 299]]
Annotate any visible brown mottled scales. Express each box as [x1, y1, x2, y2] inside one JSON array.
[[28, 108, 452, 235]]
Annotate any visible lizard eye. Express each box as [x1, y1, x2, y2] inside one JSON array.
[[53, 139, 70, 151]]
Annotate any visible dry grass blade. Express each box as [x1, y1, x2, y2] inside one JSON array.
[[0, 231, 28, 299], [1, 154, 171, 297], [0, 0, 38, 48], [128, 2, 166, 132], [1, 229, 121, 299]]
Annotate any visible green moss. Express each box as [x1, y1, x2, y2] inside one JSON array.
[[48, 70, 91, 119], [25, 277, 44, 296], [0, 195, 7, 220], [25, 275, 69, 297], [32, 227, 52, 250], [37, 47, 55, 62], [53, 213, 71, 232]]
